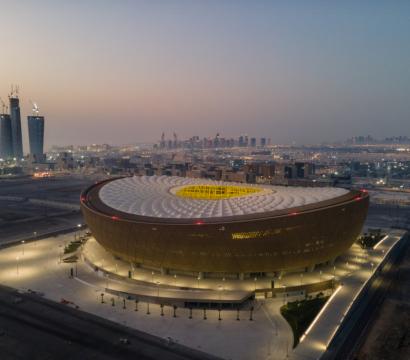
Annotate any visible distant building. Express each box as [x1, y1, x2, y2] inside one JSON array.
[[250, 137, 256, 147], [0, 114, 13, 159], [260, 138, 266, 147], [28, 115, 45, 161], [9, 96, 23, 158], [56, 152, 74, 170]]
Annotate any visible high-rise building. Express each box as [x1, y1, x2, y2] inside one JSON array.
[[250, 137, 256, 147], [0, 113, 13, 159], [260, 137, 266, 147], [28, 115, 45, 161], [9, 96, 23, 158]]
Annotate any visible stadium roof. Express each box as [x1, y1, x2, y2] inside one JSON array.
[[98, 176, 349, 219]]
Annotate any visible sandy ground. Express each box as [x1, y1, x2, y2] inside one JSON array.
[[355, 240, 410, 360]]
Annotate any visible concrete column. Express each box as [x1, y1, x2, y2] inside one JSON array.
[[275, 271, 284, 279], [239, 273, 245, 280], [327, 257, 337, 266], [305, 264, 315, 273], [161, 267, 168, 275], [198, 272, 204, 279]]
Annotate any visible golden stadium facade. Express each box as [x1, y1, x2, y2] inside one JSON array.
[[80, 176, 369, 277]]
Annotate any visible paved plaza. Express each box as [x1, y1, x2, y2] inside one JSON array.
[[0, 234, 293, 360], [0, 229, 404, 359]]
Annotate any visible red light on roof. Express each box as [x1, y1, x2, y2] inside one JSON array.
[[360, 189, 368, 193], [354, 196, 362, 201], [111, 216, 120, 221], [195, 220, 204, 225], [289, 212, 299, 216]]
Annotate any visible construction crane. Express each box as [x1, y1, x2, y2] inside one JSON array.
[[30, 100, 40, 116], [9, 84, 20, 98], [0, 98, 8, 114]]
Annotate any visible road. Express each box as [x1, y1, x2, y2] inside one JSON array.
[[0, 284, 220, 360]]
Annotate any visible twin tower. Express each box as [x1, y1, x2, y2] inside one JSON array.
[[0, 93, 45, 162]]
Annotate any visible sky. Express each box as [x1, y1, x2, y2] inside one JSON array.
[[1, 0, 409, 150]]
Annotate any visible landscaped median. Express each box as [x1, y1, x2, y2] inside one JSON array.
[[281, 293, 330, 347]]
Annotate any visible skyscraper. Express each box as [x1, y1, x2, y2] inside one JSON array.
[[0, 113, 13, 159], [28, 115, 45, 161], [9, 96, 23, 158]]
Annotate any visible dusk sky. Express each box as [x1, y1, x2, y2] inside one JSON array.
[[1, 0, 409, 150]]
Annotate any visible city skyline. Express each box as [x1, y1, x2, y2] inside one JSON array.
[[1, 1, 410, 150]]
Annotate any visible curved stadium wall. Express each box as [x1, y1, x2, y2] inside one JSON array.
[[80, 176, 369, 276]]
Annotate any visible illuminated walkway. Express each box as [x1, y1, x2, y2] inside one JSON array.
[[82, 237, 374, 295], [0, 234, 293, 360], [291, 229, 406, 360], [0, 230, 403, 359]]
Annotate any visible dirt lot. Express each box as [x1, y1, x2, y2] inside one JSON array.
[[356, 240, 410, 360]]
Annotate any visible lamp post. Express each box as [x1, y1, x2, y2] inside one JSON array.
[[156, 281, 160, 298], [16, 256, 19, 275], [21, 240, 25, 255], [174, 274, 177, 287], [254, 277, 257, 291], [76, 223, 82, 240]]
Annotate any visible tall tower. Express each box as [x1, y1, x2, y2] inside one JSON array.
[[9, 86, 23, 158], [0, 114, 13, 159], [0, 98, 13, 159], [27, 102, 45, 162]]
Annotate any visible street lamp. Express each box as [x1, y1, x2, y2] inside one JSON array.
[[254, 277, 257, 291], [75, 223, 81, 240], [282, 285, 286, 305], [21, 240, 25, 255], [174, 274, 177, 287], [156, 281, 160, 297]]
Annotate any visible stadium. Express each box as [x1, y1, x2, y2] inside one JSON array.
[[80, 176, 369, 278]]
